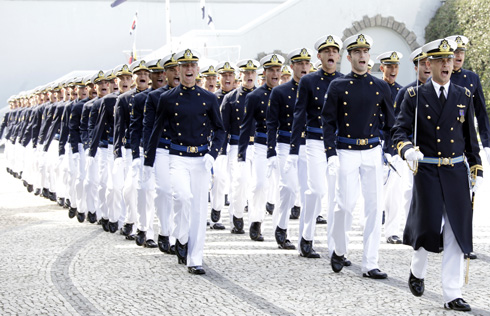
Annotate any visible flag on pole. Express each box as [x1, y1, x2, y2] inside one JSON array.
[[206, 8, 215, 30], [110, 0, 127, 8], [200, 0, 205, 19], [129, 42, 137, 64], [130, 12, 138, 35]]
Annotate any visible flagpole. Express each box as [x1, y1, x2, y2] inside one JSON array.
[[166, 0, 172, 52]]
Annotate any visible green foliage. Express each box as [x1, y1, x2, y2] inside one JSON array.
[[426, 0, 490, 118]]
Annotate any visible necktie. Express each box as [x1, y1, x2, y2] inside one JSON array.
[[439, 86, 446, 106]]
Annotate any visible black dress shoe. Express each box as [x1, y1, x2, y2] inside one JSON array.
[[224, 194, 230, 206], [64, 199, 71, 209], [387, 235, 403, 244], [144, 239, 158, 248], [87, 212, 97, 224], [26, 184, 34, 193], [211, 209, 221, 222], [108, 221, 118, 233], [175, 239, 188, 264], [244, 205, 248, 213], [233, 215, 244, 231], [188, 266, 206, 275], [77, 212, 85, 223], [169, 244, 176, 255], [126, 234, 136, 241], [231, 227, 245, 234], [265, 202, 274, 215], [158, 235, 170, 253], [316, 215, 327, 224], [465, 252, 477, 260], [68, 207, 77, 219], [408, 270, 424, 297], [34, 188, 41, 196], [23, 180, 28, 187], [249, 222, 264, 241], [275, 226, 296, 250], [101, 218, 110, 232], [331, 251, 345, 273], [211, 222, 226, 230], [289, 206, 300, 219], [363, 268, 388, 279], [49, 191, 57, 202], [299, 237, 320, 258], [42, 188, 50, 199], [135, 230, 146, 246], [444, 298, 471, 311], [120, 223, 133, 236], [382, 210, 386, 225], [57, 197, 65, 207]]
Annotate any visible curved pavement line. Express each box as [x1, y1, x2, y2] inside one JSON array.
[[203, 264, 297, 316], [51, 229, 104, 316]]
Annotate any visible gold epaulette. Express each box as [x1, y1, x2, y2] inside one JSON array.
[[407, 87, 416, 97], [397, 141, 412, 157], [393, 102, 397, 109], [465, 88, 471, 98]]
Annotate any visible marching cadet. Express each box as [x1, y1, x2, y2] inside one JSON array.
[[322, 34, 394, 279], [196, 73, 203, 87], [446, 34, 490, 258], [392, 38, 483, 312], [289, 34, 343, 258], [68, 75, 93, 223], [127, 60, 158, 248], [220, 58, 258, 234], [266, 47, 312, 250], [81, 72, 105, 224], [238, 53, 284, 242], [257, 68, 266, 86], [384, 48, 432, 244], [144, 48, 225, 274], [279, 65, 291, 85], [375, 51, 405, 245], [367, 59, 374, 74], [18, 91, 38, 194], [210, 61, 237, 230], [142, 53, 179, 254], [201, 64, 218, 92]]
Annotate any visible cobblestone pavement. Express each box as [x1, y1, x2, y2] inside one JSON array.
[[1, 153, 490, 316]]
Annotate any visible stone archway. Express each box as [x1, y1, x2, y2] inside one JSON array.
[[341, 15, 421, 50]]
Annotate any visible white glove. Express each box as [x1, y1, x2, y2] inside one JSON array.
[[484, 147, 490, 166], [203, 153, 215, 172], [113, 157, 124, 170], [86, 156, 95, 168], [472, 176, 483, 193], [327, 155, 340, 176], [131, 157, 141, 169], [72, 152, 80, 163], [57, 155, 65, 168], [284, 155, 298, 174], [142, 165, 153, 183], [266, 156, 278, 178], [404, 148, 424, 161]]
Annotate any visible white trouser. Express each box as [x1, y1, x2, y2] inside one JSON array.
[[210, 154, 228, 222], [22, 142, 34, 185], [112, 157, 126, 227], [383, 157, 411, 238], [249, 143, 269, 223], [97, 146, 114, 220], [83, 149, 99, 216], [46, 140, 59, 193], [60, 144, 72, 202], [13, 141, 22, 174], [272, 143, 303, 231], [332, 146, 384, 273], [411, 211, 464, 303], [155, 148, 174, 241], [170, 155, 211, 267], [74, 144, 86, 213], [267, 161, 279, 205], [123, 148, 137, 231], [300, 139, 328, 243], [228, 145, 254, 223], [136, 154, 155, 238]]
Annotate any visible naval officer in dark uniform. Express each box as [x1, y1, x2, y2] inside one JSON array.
[[323, 34, 394, 279], [144, 49, 225, 274], [392, 38, 483, 312]]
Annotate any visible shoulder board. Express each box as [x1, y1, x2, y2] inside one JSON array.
[[465, 88, 471, 98], [407, 87, 416, 97]]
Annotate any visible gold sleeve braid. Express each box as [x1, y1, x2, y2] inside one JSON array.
[[397, 141, 412, 157]]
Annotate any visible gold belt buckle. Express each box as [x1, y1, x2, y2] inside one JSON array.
[[187, 146, 198, 153], [301, 131, 306, 138], [440, 157, 451, 165], [356, 138, 368, 146], [249, 136, 254, 142]]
